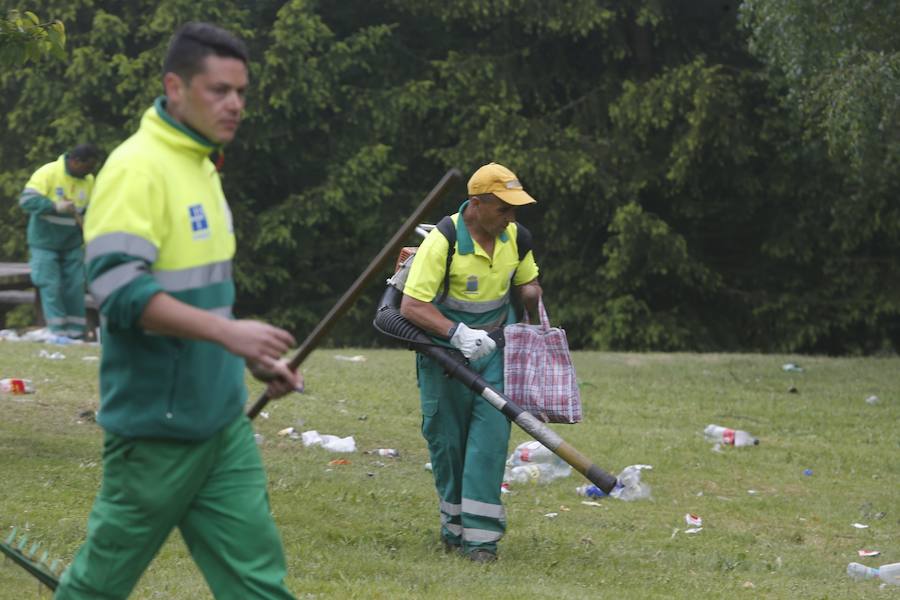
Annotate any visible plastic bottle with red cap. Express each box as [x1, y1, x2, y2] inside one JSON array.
[[704, 424, 759, 447], [0, 378, 34, 394]]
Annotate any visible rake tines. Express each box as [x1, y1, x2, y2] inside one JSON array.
[[0, 526, 65, 591]]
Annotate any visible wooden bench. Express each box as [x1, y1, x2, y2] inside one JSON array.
[[0, 262, 98, 336]]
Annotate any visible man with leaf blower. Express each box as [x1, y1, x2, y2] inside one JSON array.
[[55, 23, 300, 599], [400, 162, 542, 563]]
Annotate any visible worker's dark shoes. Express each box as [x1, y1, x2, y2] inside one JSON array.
[[441, 538, 461, 554], [467, 549, 497, 563]]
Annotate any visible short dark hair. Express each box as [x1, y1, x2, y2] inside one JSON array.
[[69, 143, 101, 162], [162, 22, 248, 83]]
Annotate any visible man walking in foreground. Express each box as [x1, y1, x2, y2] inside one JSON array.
[[19, 143, 100, 340], [55, 23, 300, 599], [400, 162, 543, 563]]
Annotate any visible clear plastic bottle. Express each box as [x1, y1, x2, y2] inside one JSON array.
[[704, 424, 759, 447], [848, 562, 900, 585], [506, 463, 571, 484], [374, 448, 399, 458], [0, 378, 34, 394], [505, 441, 572, 484], [508, 441, 557, 466]]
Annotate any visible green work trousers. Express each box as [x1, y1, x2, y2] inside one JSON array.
[[54, 416, 294, 599], [417, 347, 511, 555], [29, 245, 86, 339]]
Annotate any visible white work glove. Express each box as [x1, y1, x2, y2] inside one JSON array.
[[449, 322, 496, 360], [55, 200, 75, 214]]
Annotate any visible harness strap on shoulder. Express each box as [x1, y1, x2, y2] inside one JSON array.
[[435, 215, 456, 304], [515, 223, 532, 261]]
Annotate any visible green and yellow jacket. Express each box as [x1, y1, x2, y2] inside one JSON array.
[[84, 97, 244, 441], [19, 154, 93, 250]]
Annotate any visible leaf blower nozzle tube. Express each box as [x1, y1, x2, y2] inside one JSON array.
[[373, 295, 618, 494]]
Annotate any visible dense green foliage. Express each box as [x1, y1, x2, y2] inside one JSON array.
[[2, 1, 897, 354], [0, 10, 66, 65]]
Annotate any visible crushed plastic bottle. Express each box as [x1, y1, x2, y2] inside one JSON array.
[[575, 484, 608, 498], [610, 464, 652, 501], [848, 562, 900, 585], [0, 378, 34, 394], [504, 441, 572, 484], [704, 424, 759, 447], [373, 448, 399, 458]]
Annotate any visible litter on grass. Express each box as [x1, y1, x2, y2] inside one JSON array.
[[684, 527, 703, 534], [865, 395, 880, 405], [300, 430, 356, 452], [782, 363, 804, 372], [334, 355, 366, 362], [685, 513, 702, 527], [38, 349, 65, 360], [852, 523, 870, 529], [611, 464, 653, 501], [503, 441, 572, 485], [858, 550, 881, 557]]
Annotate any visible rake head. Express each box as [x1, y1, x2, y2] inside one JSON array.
[[1, 526, 65, 591]]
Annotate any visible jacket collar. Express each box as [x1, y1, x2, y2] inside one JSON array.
[[142, 96, 222, 161]]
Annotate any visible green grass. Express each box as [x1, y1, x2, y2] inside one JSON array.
[[1, 341, 898, 599]]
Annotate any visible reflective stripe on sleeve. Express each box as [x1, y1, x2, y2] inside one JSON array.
[[86, 232, 159, 264], [40, 215, 78, 226], [19, 188, 44, 206], [153, 260, 232, 292], [462, 498, 506, 520], [89, 261, 148, 304]]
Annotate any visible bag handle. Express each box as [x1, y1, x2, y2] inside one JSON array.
[[524, 297, 551, 331]]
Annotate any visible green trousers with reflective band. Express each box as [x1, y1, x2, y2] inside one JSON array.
[[29, 246, 86, 339], [417, 348, 510, 555], [54, 416, 294, 600]]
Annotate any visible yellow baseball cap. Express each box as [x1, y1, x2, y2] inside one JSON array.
[[467, 162, 536, 206]]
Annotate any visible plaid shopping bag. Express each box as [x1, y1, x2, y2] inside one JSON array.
[[503, 299, 582, 424]]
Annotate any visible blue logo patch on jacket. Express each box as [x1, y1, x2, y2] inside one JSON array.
[[465, 275, 478, 293], [189, 204, 210, 239]]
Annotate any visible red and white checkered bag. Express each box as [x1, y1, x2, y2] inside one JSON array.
[[503, 299, 582, 424]]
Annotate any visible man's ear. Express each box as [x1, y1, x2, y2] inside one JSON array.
[[162, 72, 186, 102]]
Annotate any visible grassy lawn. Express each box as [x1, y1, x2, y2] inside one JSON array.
[[0, 340, 898, 599]]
